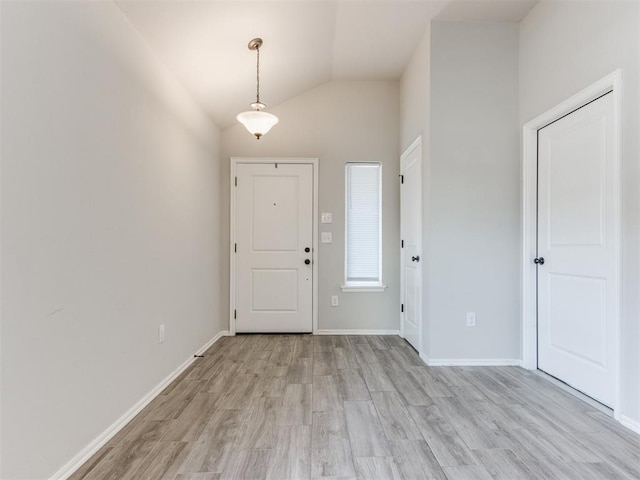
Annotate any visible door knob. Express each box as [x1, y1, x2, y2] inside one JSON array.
[[305, 247, 311, 253], [534, 257, 545, 265], [304, 259, 311, 265], [411, 255, 420, 262]]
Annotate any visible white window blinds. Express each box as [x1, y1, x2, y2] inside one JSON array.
[[345, 163, 382, 285]]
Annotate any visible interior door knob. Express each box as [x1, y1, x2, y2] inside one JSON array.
[[305, 247, 311, 253], [411, 255, 420, 262], [534, 257, 545, 265], [304, 259, 311, 265]]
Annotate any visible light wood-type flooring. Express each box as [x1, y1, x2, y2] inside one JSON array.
[[71, 334, 640, 480]]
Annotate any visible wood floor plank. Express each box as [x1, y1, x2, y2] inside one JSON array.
[[387, 369, 433, 406], [388, 439, 447, 480], [441, 464, 494, 480], [354, 343, 379, 365], [314, 350, 338, 376], [337, 369, 370, 401], [286, 357, 313, 384], [311, 412, 355, 478], [370, 391, 422, 441], [234, 397, 280, 449], [343, 400, 390, 457], [174, 474, 221, 480], [313, 375, 343, 412], [353, 457, 403, 480], [407, 366, 453, 397], [266, 425, 311, 480], [473, 448, 539, 480], [122, 441, 190, 480], [407, 405, 477, 467], [278, 383, 312, 425], [164, 393, 219, 442], [220, 449, 271, 480], [334, 348, 359, 370], [359, 362, 396, 392]]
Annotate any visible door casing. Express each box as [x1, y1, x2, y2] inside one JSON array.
[[230, 157, 319, 335], [521, 70, 622, 417]]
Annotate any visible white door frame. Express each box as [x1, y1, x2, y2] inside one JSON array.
[[230, 157, 319, 335], [521, 70, 622, 417], [400, 136, 423, 354]]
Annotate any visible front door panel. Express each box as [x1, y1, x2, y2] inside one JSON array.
[[235, 163, 313, 332]]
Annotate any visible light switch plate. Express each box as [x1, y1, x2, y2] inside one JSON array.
[[321, 212, 332, 224], [321, 232, 332, 243]]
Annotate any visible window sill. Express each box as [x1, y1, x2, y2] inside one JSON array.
[[341, 285, 388, 293]]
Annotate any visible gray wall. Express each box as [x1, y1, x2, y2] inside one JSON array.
[[400, 22, 521, 362], [399, 28, 432, 356], [0, 2, 224, 478], [428, 22, 521, 360], [222, 81, 400, 332], [520, 0, 640, 431]]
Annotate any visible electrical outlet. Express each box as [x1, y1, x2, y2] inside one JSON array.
[[159, 324, 165, 343], [321, 212, 333, 224], [466, 312, 476, 327], [331, 295, 339, 307], [321, 232, 332, 243]]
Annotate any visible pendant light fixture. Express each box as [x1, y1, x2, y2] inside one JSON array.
[[237, 38, 279, 140]]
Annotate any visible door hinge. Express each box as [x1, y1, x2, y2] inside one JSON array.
[[234, 243, 237, 253], [399, 174, 404, 184], [401, 304, 404, 313], [235, 177, 237, 187], [401, 239, 404, 248], [234, 309, 237, 319]]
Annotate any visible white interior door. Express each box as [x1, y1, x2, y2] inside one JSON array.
[[235, 163, 313, 333], [537, 92, 617, 407], [400, 138, 422, 351]]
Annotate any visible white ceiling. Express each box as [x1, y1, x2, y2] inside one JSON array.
[[115, 0, 538, 129]]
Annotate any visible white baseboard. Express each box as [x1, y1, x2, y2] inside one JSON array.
[[620, 415, 640, 435], [315, 329, 400, 336], [424, 358, 522, 367], [49, 330, 230, 480]]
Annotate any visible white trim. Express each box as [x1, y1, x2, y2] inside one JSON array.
[[340, 285, 387, 293], [399, 136, 423, 355], [425, 358, 523, 367], [49, 330, 230, 480], [230, 157, 319, 334], [521, 70, 622, 419], [315, 329, 400, 336], [619, 415, 640, 435]]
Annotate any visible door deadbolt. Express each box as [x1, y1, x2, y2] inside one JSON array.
[[305, 247, 311, 253], [304, 259, 311, 265]]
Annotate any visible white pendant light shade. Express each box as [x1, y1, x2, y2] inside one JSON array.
[[237, 109, 279, 140]]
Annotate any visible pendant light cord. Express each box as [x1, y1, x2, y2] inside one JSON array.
[[256, 46, 261, 104]]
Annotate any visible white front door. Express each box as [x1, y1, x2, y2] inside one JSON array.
[[537, 92, 617, 407], [235, 163, 313, 333], [400, 138, 422, 351]]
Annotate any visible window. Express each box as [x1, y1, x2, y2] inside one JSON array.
[[343, 163, 385, 292]]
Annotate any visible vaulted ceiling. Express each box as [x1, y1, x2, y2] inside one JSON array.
[[116, 0, 538, 129]]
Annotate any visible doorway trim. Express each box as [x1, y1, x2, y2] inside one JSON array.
[[230, 157, 319, 335], [521, 70, 622, 417], [400, 136, 423, 354]]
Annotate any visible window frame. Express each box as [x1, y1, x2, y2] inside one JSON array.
[[342, 162, 387, 293]]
